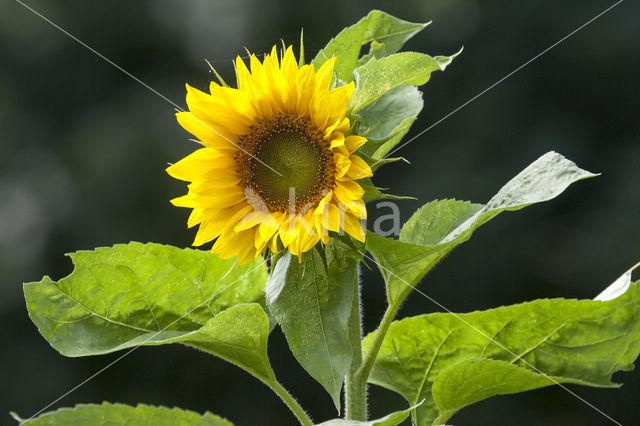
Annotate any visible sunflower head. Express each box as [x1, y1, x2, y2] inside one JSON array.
[[167, 46, 372, 264]]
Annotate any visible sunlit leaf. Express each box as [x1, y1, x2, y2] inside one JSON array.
[[266, 238, 363, 410], [364, 281, 640, 425], [367, 152, 597, 305], [24, 243, 276, 382], [11, 402, 233, 426], [313, 10, 429, 82], [349, 52, 458, 113], [431, 358, 560, 424]]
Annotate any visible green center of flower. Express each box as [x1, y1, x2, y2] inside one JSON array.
[[237, 114, 335, 213]]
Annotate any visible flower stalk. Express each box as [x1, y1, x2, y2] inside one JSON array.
[[344, 278, 366, 420], [345, 302, 400, 421], [358, 303, 398, 383]]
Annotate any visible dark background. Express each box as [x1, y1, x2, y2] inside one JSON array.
[[2, 0, 638, 425]]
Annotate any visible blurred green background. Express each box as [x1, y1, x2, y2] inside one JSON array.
[[2, 0, 639, 424]]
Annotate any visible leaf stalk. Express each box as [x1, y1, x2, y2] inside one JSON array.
[[271, 381, 314, 426]]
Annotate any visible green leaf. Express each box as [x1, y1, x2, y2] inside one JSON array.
[[431, 358, 561, 424], [356, 85, 423, 159], [24, 243, 277, 383], [313, 10, 429, 83], [364, 122, 413, 162], [348, 52, 458, 112], [266, 238, 363, 410], [367, 152, 597, 306], [172, 303, 276, 382], [364, 280, 640, 425], [12, 402, 232, 425], [316, 402, 422, 426]]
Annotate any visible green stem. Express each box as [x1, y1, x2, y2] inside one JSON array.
[[356, 302, 399, 387], [271, 381, 314, 426], [345, 278, 366, 420]]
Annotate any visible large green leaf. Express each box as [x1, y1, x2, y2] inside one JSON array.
[[364, 280, 640, 425], [316, 402, 421, 426], [170, 303, 276, 382], [24, 243, 277, 382], [313, 10, 429, 83], [356, 85, 423, 159], [431, 358, 560, 424], [348, 52, 458, 112], [266, 238, 363, 410], [12, 402, 232, 425], [367, 152, 597, 306]]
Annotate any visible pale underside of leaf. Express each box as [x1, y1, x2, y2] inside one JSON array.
[[367, 152, 598, 306], [356, 85, 423, 159]]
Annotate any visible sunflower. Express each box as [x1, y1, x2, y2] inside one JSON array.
[[167, 46, 372, 264]]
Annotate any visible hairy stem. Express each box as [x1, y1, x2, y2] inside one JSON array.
[[345, 277, 366, 420], [271, 381, 314, 426], [356, 302, 399, 387]]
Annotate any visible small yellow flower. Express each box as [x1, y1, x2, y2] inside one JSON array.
[[167, 46, 372, 264]]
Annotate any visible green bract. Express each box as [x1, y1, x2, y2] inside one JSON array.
[[18, 9, 640, 426]]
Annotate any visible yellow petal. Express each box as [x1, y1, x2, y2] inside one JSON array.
[[281, 45, 299, 84], [329, 132, 345, 149], [334, 153, 351, 178], [185, 84, 251, 134], [319, 202, 342, 233], [315, 57, 336, 92], [187, 207, 216, 228], [343, 213, 366, 243], [345, 135, 367, 153], [325, 83, 354, 123], [193, 204, 252, 246], [254, 228, 271, 252], [166, 148, 225, 181], [176, 111, 238, 150], [234, 210, 270, 232], [171, 188, 244, 209], [278, 215, 298, 247], [235, 55, 252, 91], [334, 180, 365, 203], [343, 155, 372, 180], [270, 234, 280, 253], [313, 191, 333, 215]]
